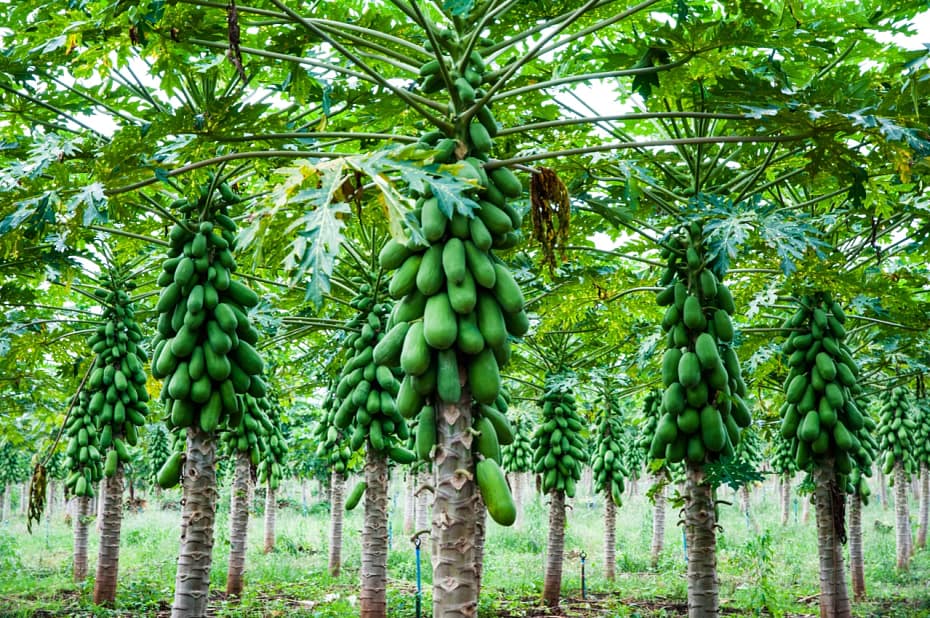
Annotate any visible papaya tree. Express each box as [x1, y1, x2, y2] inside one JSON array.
[[80, 262, 151, 606], [149, 184, 266, 617], [778, 292, 873, 616], [769, 434, 797, 526], [846, 394, 879, 601], [148, 423, 172, 497], [650, 220, 752, 614], [732, 427, 762, 523], [636, 390, 666, 568], [590, 396, 628, 581], [913, 379, 930, 550], [501, 414, 534, 526], [61, 391, 100, 581], [875, 385, 917, 570], [259, 396, 289, 554]]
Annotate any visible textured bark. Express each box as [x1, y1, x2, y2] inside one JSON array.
[[96, 479, 106, 532], [894, 461, 911, 570], [226, 451, 252, 597], [781, 475, 791, 526], [849, 493, 865, 601], [416, 469, 431, 533], [94, 465, 125, 605], [20, 481, 28, 516], [328, 470, 346, 577], [431, 393, 478, 618], [604, 495, 616, 581], [47, 479, 56, 519], [263, 484, 276, 554], [171, 427, 218, 618], [542, 490, 566, 607], [877, 466, 888, 510], [918, 463, 929, 549], [403, 473, 415, 536], [650, 473, 666, 569], [360, 449, 389, 618], [73, 495, 91, 581], [474, 491, 487, 598], [740, 485, 750, 514], [685, 464, 718, 617], [813, 459, 852, 618]]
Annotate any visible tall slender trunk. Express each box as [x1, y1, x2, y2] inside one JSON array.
[[47, 479, 56, 520], [360, 449, 388, 618], [96, 479, 106, 532], [474, 491, 487, 598], [918, 463, 928, 549], [328, 470, 346, 577], [582, 467, 593, 497], [813, 460, 851, 618], [403, 473, 415, 536], [0, 485, 6, 521], [604, 495, 616, 581], [301, 478, 308, 511], [171, 427, 218, 618], [740, 485, 750, 515], [542, 491, 566, 607], [2, 483, 10, 520], [416, 470, 430, 533], [20, 481, 28, 516], [73, 495, 91, 581], [849, 493, 865, 601], [263, 484, 276, 554], [431, 393, 478, 618], [781, 475, 791, 526], [877, 466, 888, 510], [802, 495, 811, 524], [651, 473, 666, 569], [226, 451, 252, 597], [511, 473, 523, 528], [894, 461, 911, 570], [685, 464, 718, 617], [94, 465, 125, 605]]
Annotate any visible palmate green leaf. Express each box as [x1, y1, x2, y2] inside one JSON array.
[[443, 0, 475, 17], [293, 201, 350, 308]]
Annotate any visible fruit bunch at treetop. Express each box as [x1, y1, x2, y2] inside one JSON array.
[[636, 389, 662, 460], [65, 279, 150, 494], [257, 398, 288, 490], [313, 389, 354, 475], [620, 427, 645, 478], [472, 389, 517, 524], [532, 380, 587, 497], [876, 386, 917, 475], [217, 394, 284, 487], [779, 292, 875, 482], [913, 398, 930, 476], [150, 187, 265, 436], [770, 434, 797, 478], [592, 411, 628, 507], [329, 282, 415, 465], [651, 222, 750, 463], [502, 415, 534, 475], [64, 391, 103, 497], [147, 423, 172, 487], [734, 426, 762, 469], [155, 430, 187, 489]]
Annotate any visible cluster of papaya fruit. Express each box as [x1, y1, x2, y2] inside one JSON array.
[[779, 293, 875, 486], [148, 423, 172, 488], [314, 390, 354, 475], [257, 400, 288, 490], [532, 384, 587, 497], [914, 399, 930, 476], [150, 192, 264, 435], [876, 386, 916, 475], [770, 435, 797, 477], [64, 391, 103, 497], [156, 430, 187, 489], [651, 223, 750, 463], [592, 412, 628, 507], [330, 284, 415, 465], [65, 282, 149, 496], [471, 392, 518, 525], [845, 397, 877, 503], [220, 394, 279, 474], [734, 427, 762, 469], [636, 390, 661, 459], [501, 415, 534, 475]]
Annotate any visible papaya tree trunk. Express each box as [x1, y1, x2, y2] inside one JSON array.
[[328, 470, 346, 577], [171, 427, 218, 618], [93, 465, 125, 605], [225, 451, 252, 597], [20, 481, 29, 516], [894, 461, 910, 570], [416, 469, 431, 533], [263, 483, 276, 553], [802, 495, 811, 524], [849, 492, 865, 601], [73, 495, 91, 581], [511, 473, 523, 528], [685, 464, 718, 617], [781, 475, 791, 526], [542, 490, 566, 607], [96, 479, 106, 532], [917, 463, 928, 549], [360, 448, 389, 618], [604, 494, 616, 581], [651, 473, 666, 569], [740, 485, 750, 515], [877, 466, 888, 510], [403, 473, 415, 536], [431, 393, 478, 618], [47, 479, 56, 519], [813, 459, 852, 618], [474, 491, 487, 598]]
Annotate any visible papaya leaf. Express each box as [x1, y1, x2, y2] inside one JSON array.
[[293, 201, 350, 308]]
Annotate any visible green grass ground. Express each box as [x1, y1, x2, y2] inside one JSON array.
[[0, 477, 927, 617]]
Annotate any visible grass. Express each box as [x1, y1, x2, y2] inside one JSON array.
[[0, 476, 927, 617]]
